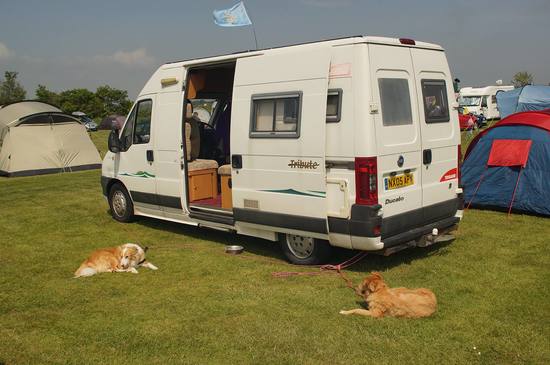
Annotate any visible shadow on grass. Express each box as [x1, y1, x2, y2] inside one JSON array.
[[128, 212, 454, 274], [133, 213, 286, 262]]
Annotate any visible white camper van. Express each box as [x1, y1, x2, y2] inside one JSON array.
[[459, 85, 514, 119], [102, 36, 463, 264]]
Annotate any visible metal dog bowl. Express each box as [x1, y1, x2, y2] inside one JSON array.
[[225, 245, 244, 255]]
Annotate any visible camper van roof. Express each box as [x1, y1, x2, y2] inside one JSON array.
[[164, 35, 443, 67], [459, 85, 514, 96]]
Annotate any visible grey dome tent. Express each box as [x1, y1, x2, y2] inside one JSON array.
[[99, 115, 126, 130], [0, 101, 101, 177]]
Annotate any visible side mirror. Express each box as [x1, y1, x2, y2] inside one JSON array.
[[108, 128, 121, 153]]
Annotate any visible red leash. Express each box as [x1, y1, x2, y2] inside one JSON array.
[[271, 252, 368, 298]]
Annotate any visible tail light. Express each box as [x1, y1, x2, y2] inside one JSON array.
[[399, 38, 416, 45], [457, 145, 462, 186], [355, 157, 378, 205]]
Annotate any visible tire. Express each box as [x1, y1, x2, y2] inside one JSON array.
[[108, 183, 134, 222], [280, 233, 332, 265]]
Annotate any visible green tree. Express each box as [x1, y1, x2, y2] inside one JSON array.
[[0, 71, 27, 105], [57, 88, 102, 118], [95, 85, 132, 117], [35, 84, 60, 106], [33, 84, 132, 119], [511, 72, 533, 88]]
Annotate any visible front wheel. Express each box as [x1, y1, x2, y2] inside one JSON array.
[[108, 183, 134, 222], [280, 233, 332, 265]]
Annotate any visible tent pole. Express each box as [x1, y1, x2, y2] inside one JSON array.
[[507, 167, 524, 217], [466, 165, 489, 210]]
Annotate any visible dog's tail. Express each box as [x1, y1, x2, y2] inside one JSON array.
[[74, 266, 97, 278]]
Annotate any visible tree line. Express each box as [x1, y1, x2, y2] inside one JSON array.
[[0, 71, 132, 120]]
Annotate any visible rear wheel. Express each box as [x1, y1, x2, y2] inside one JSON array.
[[280, 233, 332, 265], [108, 183, 134, 222]]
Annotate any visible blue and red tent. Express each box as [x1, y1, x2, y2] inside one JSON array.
[[462, 110, 550, 216]]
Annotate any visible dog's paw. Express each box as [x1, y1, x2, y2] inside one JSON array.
[[147, 263, 158, 270], [339, 310, 351, 315], [130, 267, 139, 274]]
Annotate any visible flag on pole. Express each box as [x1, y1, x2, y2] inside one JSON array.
[[213, 1, 252, 27]]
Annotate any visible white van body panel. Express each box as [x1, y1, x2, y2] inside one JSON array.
[[412, 48, 460, 208], [459, 85, 514, 119], [231, 45, 330, 221], [101, 36, 462, 255]]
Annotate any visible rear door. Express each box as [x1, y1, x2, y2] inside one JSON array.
[[369, 44, 422, 219], [411, 48, 460, 210], [231, 46, 330, 234]]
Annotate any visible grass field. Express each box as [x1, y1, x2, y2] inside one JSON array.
[[0, 130, 549, 364]]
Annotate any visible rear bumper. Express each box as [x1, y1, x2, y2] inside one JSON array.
[[328, 195, 464, 251]]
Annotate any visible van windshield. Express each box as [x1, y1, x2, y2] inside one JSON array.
[[459, 96, 481, 107]]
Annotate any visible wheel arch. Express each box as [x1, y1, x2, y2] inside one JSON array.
[[102, 177, 133, 203]]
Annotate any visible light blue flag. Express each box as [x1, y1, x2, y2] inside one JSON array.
[[213, 2, 252, 27]]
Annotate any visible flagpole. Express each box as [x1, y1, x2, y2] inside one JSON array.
[[251, 23, 259, 50], [244, 1, 258, 50]]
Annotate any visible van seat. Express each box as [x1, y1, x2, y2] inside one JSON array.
[[188, 159, 219, 172], [218, 164, 231, 176]]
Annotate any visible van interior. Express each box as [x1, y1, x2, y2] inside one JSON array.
[[183, 62, 236, 214]]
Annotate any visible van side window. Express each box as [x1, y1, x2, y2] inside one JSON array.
[[120, 105, 137, 151], [134, 99, 152, 144], [378, 78, 413, 126], [421, 80, 450, 123], [326, 89, 342, 123], [250, 92, 301, 138]]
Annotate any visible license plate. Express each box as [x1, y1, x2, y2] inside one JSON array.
[[384, 173, 414, 190]]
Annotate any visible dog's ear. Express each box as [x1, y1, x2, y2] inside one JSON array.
[[143, 246, 149, 253], [372, 272, 383, 280], [367, 273, 384, 292]]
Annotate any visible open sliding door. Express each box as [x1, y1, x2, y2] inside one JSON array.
[[231, 46, 331, 235]]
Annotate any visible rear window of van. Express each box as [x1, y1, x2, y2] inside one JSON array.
[[378, 78, 413, 126], [421, 80, 450, 123]]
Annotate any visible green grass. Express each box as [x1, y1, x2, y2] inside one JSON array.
[[0, 131, 549, 364], [88, 130, 110, 158]]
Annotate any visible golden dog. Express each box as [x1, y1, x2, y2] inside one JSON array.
[[340, 272, 437, 318], [74, 243, 157, 278]]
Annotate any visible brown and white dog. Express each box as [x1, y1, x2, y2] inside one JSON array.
[[340, 272, 437, 318], [74, 243, 158, 278]]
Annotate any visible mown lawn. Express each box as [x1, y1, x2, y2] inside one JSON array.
[[0, 131, 549, 364]]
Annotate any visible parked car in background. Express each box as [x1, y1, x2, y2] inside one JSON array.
[[72, 112, 98, 131]]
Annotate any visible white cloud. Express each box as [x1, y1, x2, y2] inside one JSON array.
[[0, 42, 14, 59], [301, 0, 351, 8], [93, 48, 156, 67]]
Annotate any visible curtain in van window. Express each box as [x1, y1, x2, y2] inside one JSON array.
[[378, 78, 412, 126]]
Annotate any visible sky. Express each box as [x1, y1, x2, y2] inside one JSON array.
[[0, 0, 549, 99]]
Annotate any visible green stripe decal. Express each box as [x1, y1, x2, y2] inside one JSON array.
[[120, 171, 156, 178], [261, 189, 326, 198]]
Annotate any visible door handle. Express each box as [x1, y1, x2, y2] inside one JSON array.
[[423, 149, 432, 165], [232, 154, 242, 169], [146, 150, 154, 162]]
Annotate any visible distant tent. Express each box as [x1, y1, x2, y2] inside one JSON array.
[[99, 115, 126, 130], [0, 101, 101, 177], [462, 110, 550, 216], [496, 85, 550, 119]]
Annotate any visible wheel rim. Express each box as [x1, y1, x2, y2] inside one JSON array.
[[286, 234, 314, 259], [112, 191, 127, 217]]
